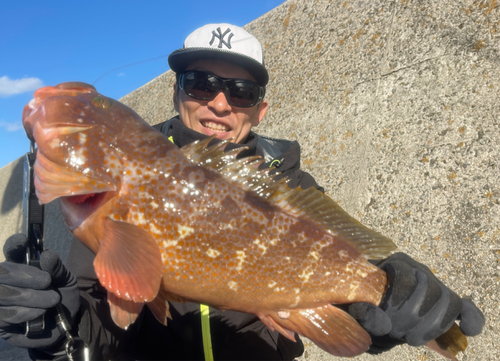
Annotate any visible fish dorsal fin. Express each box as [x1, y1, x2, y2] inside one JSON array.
[[180, 136, 277, 195], [273, 186, 397, 259], [181, 138, 396, 259]]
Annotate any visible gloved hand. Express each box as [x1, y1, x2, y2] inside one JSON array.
[[0, 234, 80, 349], [348, 252, 485, 354]]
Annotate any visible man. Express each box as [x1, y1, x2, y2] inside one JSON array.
[[0, 23, 484, 360]]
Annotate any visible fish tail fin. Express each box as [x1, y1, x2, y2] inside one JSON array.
[[425, 323, 468, 360], [261, 304, 371, 357]]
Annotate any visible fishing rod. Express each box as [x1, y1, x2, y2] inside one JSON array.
[[92, 55, 169, 85]]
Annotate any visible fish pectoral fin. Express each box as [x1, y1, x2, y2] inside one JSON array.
[[107, 291, 143, 329], [266, 304, 371, 357], [94, 219, 163, 303]]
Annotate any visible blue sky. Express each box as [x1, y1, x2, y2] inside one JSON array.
[[0, 0, 285, 169]]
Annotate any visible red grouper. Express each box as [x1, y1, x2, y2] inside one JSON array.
[[22, 82, 467, 359]]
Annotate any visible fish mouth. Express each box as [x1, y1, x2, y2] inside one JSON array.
[[66, 192, 106, 207], [22, 82, 97, 140], [60, 191, 110, 230], [201, 120, 232, 134]]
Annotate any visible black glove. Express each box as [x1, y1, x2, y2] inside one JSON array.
[[348, 252, 485, 354], [0, 234, 80, 349]]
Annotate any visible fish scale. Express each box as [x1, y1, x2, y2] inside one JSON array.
[[21, 82, 468, 359]]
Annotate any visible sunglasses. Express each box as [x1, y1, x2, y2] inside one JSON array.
[[178, 70, 265, 108]]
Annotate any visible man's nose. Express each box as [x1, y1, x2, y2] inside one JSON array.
[[207, 90, 232, 114]]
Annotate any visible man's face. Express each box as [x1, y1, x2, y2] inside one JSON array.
[[173, 59, 268, 144]]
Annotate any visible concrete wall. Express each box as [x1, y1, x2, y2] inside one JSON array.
[[1, 0, 498, 359]]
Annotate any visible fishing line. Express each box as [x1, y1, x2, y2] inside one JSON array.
[[92, 55, 169, 85]]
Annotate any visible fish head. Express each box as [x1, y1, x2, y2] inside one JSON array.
[[23, 82, 97, 140], [22, 82, 147, 231]]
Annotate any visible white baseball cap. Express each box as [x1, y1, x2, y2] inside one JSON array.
[[168, 23, 269, 86]]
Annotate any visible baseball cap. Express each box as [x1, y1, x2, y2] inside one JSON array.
[[168, 23, 269, 86]]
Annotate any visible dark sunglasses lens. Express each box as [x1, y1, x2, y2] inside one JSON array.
[[182, 71, 262, 107], [182, 72, 220, 100], [225, 80, 261, 107]]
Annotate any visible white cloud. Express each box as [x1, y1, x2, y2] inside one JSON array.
[[0, 120, 23, 132], [117, 72, 125, 77], [0, 76, 44, 97]]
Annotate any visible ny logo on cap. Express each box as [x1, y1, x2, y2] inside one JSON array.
[[209, 27, 233, 49]]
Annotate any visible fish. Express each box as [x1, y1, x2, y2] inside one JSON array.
[[22, 82, 467, 359]]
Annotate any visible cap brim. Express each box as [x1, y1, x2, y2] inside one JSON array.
[[168, 48, 269, 86]]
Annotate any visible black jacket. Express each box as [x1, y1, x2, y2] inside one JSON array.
[[38, 117, 323, 361], [156, 117, 323, 193]]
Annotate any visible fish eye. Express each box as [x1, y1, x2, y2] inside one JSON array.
[[91, 96, 112, 109]]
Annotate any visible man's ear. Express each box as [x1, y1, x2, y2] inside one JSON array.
[[252, 100, 268, 127], [173, 82, 180, 113]]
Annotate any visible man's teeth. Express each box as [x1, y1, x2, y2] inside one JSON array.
[[202, 121, 230, 132]]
